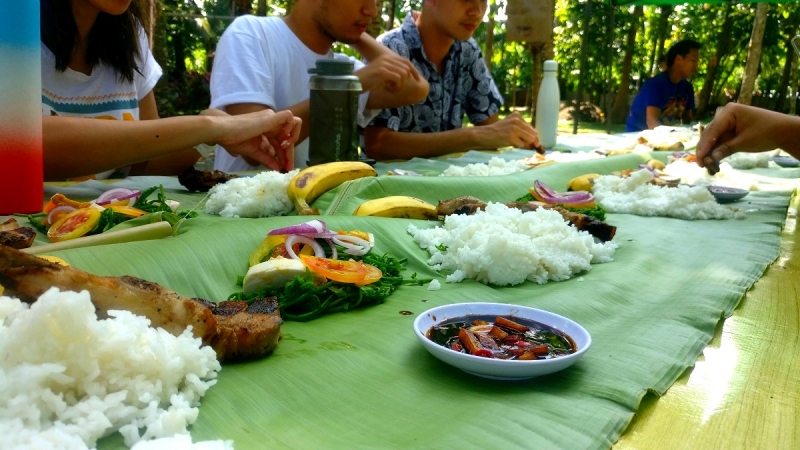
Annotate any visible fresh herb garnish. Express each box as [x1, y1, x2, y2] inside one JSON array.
[[228, 251, 430, 322]]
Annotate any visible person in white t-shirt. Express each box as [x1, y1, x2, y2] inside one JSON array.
[[40, 0, 301, 181], [210, 0, 430, 172]]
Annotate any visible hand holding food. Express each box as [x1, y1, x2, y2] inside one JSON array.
[[696, 103, 800, 175]]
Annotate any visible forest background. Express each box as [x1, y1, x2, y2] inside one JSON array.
[[147, 0, 800, 130]]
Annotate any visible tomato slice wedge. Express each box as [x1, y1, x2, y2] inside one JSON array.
[[300, 255, 368, 284], [47, 207, 101, 242], [355, 263, 383, 286]]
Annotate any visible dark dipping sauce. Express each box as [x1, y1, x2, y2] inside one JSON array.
[[426, 315, 577, 360]]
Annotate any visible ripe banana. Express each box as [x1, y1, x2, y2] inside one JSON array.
[[353, 196, 439, 220], [288, 161, 377, 215], [566, 173, 601, 192]]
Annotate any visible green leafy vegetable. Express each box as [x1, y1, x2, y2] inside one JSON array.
[[228, 251, 430, 322]]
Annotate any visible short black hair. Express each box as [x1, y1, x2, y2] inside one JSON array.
[[666, 40, 701, 68], [41, 0, 149, 83]]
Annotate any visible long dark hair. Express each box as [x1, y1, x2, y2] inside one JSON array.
[[40, 0, 149, 82]]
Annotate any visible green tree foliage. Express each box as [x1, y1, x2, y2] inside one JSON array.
[[153, 0, 800, 124]]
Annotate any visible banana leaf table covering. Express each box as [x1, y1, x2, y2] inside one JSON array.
[[6, 150, 798, 450]]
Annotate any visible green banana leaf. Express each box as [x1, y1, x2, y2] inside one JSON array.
[[5, 152, 794, 449]]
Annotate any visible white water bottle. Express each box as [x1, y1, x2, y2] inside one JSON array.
[[535, 60, 560, 149]]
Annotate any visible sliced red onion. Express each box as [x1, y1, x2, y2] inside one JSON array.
[[534, 180, 594, 203], [332, 234, 371, 256], [268, 219, 330, 236], [285, 234, 326, 259], [638, 164, 658, 175], [95, 188, 141, 206], [326, 239, 338, 260], [46, 205, 77, 225]]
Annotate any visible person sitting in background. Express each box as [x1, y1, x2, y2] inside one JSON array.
[[626, 40, 701, 132], [40, 0, 300, 181], [362, 1, 540, 161], [209, 0, 429, 172], [696, 103, 800, 174]]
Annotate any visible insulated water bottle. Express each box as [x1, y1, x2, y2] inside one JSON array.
[[535, 60, 560, 150], [307, 59, 362, 166]]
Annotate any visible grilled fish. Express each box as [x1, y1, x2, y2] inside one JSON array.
[[0, 245, 281, 362], [437, 196, 617, 242]]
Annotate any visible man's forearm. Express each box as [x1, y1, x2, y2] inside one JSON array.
[[364, 126, 488, 160]]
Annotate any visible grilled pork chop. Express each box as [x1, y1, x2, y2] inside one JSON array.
[[437, 196, 617, 242], [0, 245, 282, 362], [0, 218, 36, 249]]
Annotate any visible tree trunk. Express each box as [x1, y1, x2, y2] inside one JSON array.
[[696, 3, 733, 118], [739, 3, 769, 105], [610, 6, 642, 124], [387, 0, 397, 29], [530, 44, 542, 125], [775, 34, 796, 113], [791, 52, 799, 115], [367, 0, 387, 37], [650, 6, 672, 77], [233, 0, 251, 16], [484, 3, 495, 72], [256, 0, 267, 16]]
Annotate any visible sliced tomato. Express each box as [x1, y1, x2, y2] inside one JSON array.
[[300, 255, 368, 284], [42, 199, 58, 214], [109, 205, 147, 217], [355, 263, 382, 286], [47, 207, 101, 242]]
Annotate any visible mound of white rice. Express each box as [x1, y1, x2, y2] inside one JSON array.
[[662, 159, 759, 191], [205, 170, 299, 218], [407, 203, 617, 286], [0, 288, 224, 449], [439, 157, 528, 177], [724, 152, 772, 170], [592, 169, 745, 220]]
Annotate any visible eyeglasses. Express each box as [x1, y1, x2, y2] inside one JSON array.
[[793, 36, 800, 59]]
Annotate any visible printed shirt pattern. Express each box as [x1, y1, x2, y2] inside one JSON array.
[[369, 14, 502, 133]]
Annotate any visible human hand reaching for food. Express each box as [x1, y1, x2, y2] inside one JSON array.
[[696, 103, 800, 175], [203, 109, 302, 172], [477, 112, 542, 152]]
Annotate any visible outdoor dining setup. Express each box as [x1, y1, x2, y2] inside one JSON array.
[[1, 0, 799, 449]]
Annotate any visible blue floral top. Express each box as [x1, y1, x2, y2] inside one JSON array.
[[368, 14, 503, 133]]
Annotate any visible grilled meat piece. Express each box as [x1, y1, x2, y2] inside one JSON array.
[[0, 245, 281, 362], [437, 197, 617, 242], [0, 219, 36, 249], [208, 299, 283, 362], [178, 167, 238, 192]]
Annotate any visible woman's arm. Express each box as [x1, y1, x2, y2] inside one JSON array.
[[43, 109, 302, 180], [129, 91, 201, 176]]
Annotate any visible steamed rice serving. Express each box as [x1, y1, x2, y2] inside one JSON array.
[[408, 203, 617, 286], [205, 170, 298, 218], [663, 159, 759, 191], [592, 169, 745, 220], [0, 288, 223, 449], [440, 157, 527, 177]]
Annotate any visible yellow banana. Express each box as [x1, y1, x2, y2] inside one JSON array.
[[566, 173, 601, 192], [353, 196, 439, 220], [288, 161, 377, 215]]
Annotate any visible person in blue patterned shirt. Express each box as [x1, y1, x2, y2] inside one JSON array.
[[363, 1, 540, 160]]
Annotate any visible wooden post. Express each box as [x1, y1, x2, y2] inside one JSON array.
[[148, 0, 155, 50], [530, 43, 542, 126]]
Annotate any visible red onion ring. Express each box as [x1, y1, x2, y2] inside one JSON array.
[[285, 234, 326, 259], [533, 180, 594, 203], [332, 234, 371, 256], [95, 188, 141, 206], [46, 205, 77, 226], [269, 219, 331, 237]]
